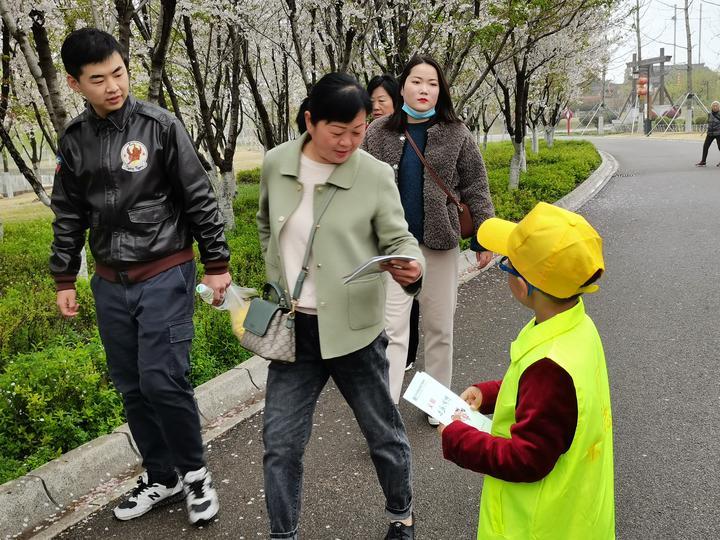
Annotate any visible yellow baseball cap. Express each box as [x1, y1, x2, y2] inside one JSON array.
[[477, 202, 604, 299]]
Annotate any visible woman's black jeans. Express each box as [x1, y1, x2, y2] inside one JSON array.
[[262, 312, 413, 539], [700, 134, 720, 163]]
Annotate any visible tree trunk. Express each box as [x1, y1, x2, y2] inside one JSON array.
[[214, 170, 236, 230], [0, 1, 59, 135], [483, 131, 490, 151], [509, 140, 524, 190], [30, 10, 67, 133], [147, 0, 176, 104], [88, 0, 103, 30], [0, 124, 50, 206], [78, 245, 89, 280], [2, 149, 8, 172], [531, 127, 539, 154], [240, 37, 277, 149], [544, 127, 555, 148], [684, 0, 693, 132], [115, 0, 134, 56], [30, 135, 41, 179]]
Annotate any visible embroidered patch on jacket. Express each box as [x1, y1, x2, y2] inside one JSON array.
[[55, 154, 62, 174], [121, 141, 148, 172]]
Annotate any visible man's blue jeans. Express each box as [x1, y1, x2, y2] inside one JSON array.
[[263, 312, 413, 539], [91, 261, 205, 478]]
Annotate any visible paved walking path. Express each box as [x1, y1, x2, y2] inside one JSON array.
[[54, 137, 720, 539]]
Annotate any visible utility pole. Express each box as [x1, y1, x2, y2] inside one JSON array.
[[673, 4, 677, 64], [635, 0, 643, 63], [684, 0, 693, 132], [698, 2, 702, 65], [599, 66, 607, 135], [659, 47, 666, 106]]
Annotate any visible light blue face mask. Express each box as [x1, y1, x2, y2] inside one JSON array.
[[402, 103, 436, 120]]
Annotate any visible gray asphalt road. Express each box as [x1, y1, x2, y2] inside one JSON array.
[[56, 136, 720, 539]]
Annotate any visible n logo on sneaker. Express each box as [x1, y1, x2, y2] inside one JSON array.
[[191, 501, 212, 512], [147, 491, 161, 501]]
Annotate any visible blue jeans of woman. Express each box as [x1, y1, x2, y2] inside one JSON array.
[[263, 312, 413, 539]]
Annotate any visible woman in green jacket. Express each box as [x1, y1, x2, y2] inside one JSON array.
[[257, 73, 424, 540]]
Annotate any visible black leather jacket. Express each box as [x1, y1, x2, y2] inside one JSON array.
[[50, 95, 229, 278], [708, 111, 720, 136]]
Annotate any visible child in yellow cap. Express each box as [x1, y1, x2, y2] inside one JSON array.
[[438, 202, 614, 539]]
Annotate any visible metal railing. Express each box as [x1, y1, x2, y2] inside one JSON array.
[[0, 173, 53, 198]]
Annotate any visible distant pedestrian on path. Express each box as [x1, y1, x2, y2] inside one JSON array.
[[362, 55, 495, 415], [439, 202, 615, 539], [695, 101, 720, 167], [258, 73, 423, 540], [50, 28, 228, 526]]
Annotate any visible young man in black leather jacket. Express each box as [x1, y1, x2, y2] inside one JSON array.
[[50, 28, 230, 526]]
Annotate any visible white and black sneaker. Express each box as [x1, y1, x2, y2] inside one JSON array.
[[183, 467, 220, 525], [113, 472, 183, 520]]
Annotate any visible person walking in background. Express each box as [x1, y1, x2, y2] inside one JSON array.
[[368, 74, 401, 121], [362, 55, 495, 418], [695, 101, 720, 167], [50, 29, 228, 525], [258, 73, 423, 540], [367, 74, 421, 374]]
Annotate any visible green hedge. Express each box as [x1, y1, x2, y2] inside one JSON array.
[[236, 167, 261, 183], [0, 334, 125, 481], [0, 188, 263, 483], [0, 139, 600, 483], [489, 140, 600, 221]]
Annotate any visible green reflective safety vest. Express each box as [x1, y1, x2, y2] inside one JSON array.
[[478, 299, 615, 540]]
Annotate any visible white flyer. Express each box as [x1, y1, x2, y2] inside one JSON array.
[[403, 371, 492, 433], [342, 255, 418, 284]]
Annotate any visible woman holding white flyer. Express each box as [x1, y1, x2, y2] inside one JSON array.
[[257, 73, 424, 540], [362, 55, 495, 413]]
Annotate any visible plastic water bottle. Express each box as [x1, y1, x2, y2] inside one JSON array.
[[196, 283, 257, 339]]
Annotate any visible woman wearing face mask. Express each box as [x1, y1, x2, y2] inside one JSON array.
[[367, 74, 422, 373], [695, 101, 720, 167], [258, 72, 423, 540], [363, 55, 495, 420]]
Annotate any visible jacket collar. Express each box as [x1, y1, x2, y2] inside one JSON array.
[[278, 132, 359, 190], [510, 298, 587, 362], [87, 94, 136, 132]]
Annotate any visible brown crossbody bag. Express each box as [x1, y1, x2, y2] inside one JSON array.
[[404, 129, 474, 239]]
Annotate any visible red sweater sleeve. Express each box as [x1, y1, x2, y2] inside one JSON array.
[[474, 380, 502, 414], [442, 359, 578, 482]]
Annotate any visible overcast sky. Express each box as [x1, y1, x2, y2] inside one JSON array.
[[606, 0, 720, 83]]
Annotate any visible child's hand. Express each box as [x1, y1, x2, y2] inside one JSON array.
[[437, 423, 447, 435], [452, 408, 470, 423], [460, 386, 483, 411]]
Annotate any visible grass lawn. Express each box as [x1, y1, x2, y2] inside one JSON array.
[[0, 192, 54, 223]]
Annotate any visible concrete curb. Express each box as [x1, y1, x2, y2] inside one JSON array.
[[1, 148, 617, 539], [554, 150, 618, 212], [0, 357, 268, 539]]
